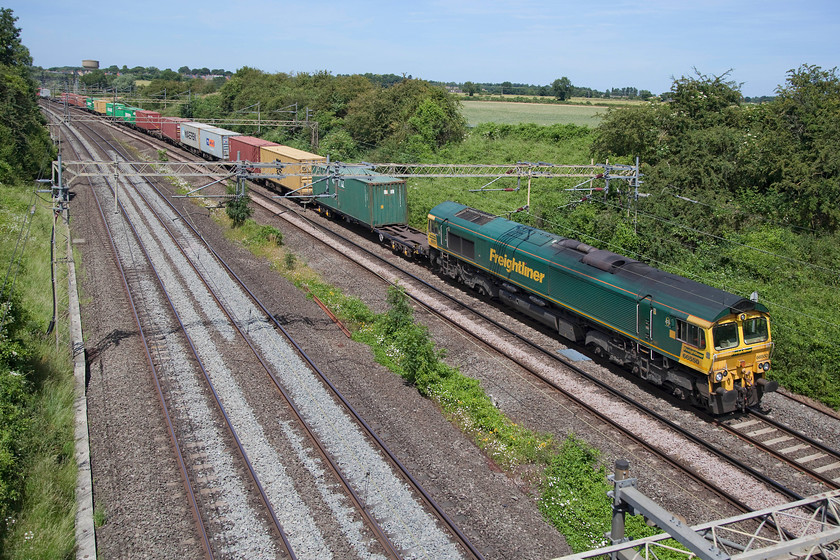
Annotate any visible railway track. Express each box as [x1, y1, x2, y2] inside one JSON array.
[[45, 103, 484, 559], [52, 101, 840, 551], [718, 411, 840, 489], [241, 184, 840, 548], [45, 103, 295, 558]]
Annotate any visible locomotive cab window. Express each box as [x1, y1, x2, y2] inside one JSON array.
[[428, 219, 440, 238], [447, 232, 475, 259], [743, 317, 769, 344], [676, 319, 706, 349], [713, 322, 739, 350]]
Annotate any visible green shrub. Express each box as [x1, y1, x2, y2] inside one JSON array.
[[255, 224, 283, 246], [226, 196, 253, 227]]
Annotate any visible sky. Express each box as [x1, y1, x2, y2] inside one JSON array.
[[8, 0, 840, 97]]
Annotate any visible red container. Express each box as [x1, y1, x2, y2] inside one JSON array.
[[228, 136, 277, 171], [160, 117, 190, 142], [136, 110, 162, 131]]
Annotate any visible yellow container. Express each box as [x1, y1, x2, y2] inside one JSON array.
[[93, 99, 109, 115], [259, 145, 325, 192]]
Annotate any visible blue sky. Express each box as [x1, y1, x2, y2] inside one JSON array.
[[9, 0, 840, 97]]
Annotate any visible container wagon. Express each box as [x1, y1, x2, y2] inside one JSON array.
[[160, 117, 190, 143], [136, 110, 162, 132]]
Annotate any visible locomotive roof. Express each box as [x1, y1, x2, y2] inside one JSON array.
[[431, 201, 767, 323]]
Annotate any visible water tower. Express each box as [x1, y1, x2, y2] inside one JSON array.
[[82, 60, 99, 70]]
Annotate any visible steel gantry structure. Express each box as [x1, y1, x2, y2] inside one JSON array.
[[556, 460, 840, 560], [56, 158, 642, 206]]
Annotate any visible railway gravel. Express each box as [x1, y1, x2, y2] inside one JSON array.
[[131, 173, 464, 558], [154, 170, 570, 556]]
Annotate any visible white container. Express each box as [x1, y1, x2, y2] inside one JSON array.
[[180, 122, 212, 151], [199, 126, 240, 159]]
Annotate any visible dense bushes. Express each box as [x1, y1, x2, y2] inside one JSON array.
[[0, 295, 31, 520], [472, 121, 591, 143], [0, 10, 76, 556]]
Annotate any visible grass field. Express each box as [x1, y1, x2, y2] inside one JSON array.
[[460, 100, 608, 127]]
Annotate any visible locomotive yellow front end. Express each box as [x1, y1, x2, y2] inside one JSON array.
[[706, 311, 777, 412]]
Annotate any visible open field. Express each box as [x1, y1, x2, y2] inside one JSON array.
[[460, 100, 609, 127]]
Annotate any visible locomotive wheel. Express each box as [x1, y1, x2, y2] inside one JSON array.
[[379, 233, 384, 242]]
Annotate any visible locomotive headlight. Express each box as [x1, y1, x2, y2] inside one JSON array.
[[762, 362, 771, 372], [715, 371, 724, 382]]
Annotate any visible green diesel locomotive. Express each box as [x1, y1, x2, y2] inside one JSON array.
[[427, 201, 776, 414]]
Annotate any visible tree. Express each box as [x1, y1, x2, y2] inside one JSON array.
[[552, 77, 572, 100], [462, 81, 478, 96], [80, 69, 110, 89], [743, 64, 840, 230], [500, 81, 513, 94], [178, 65, 191, 74], [345, 79, 466, 153], [590, 70, 749, 260], [112, 73, 137, 92], [0, 8, 31, 67], [159, 68, 180, 81], [0, 8, 53, 180]]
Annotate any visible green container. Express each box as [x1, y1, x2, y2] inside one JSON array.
[[85, 98, 94, 111], [105, 102, 125, 117], [122, 107, 139, 124], [312, 168, 407, 227]]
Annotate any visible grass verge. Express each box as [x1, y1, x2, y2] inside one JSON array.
[[0, 183, 76, 559]]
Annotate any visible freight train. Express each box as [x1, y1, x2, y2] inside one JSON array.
[[54, 93, 776, 414]]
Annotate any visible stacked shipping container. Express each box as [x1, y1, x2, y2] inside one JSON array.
[[260, 145, 326, 192], [160, 117, 190, 143], [228, 136, 277, 171], [135, 110, 162, 131]]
